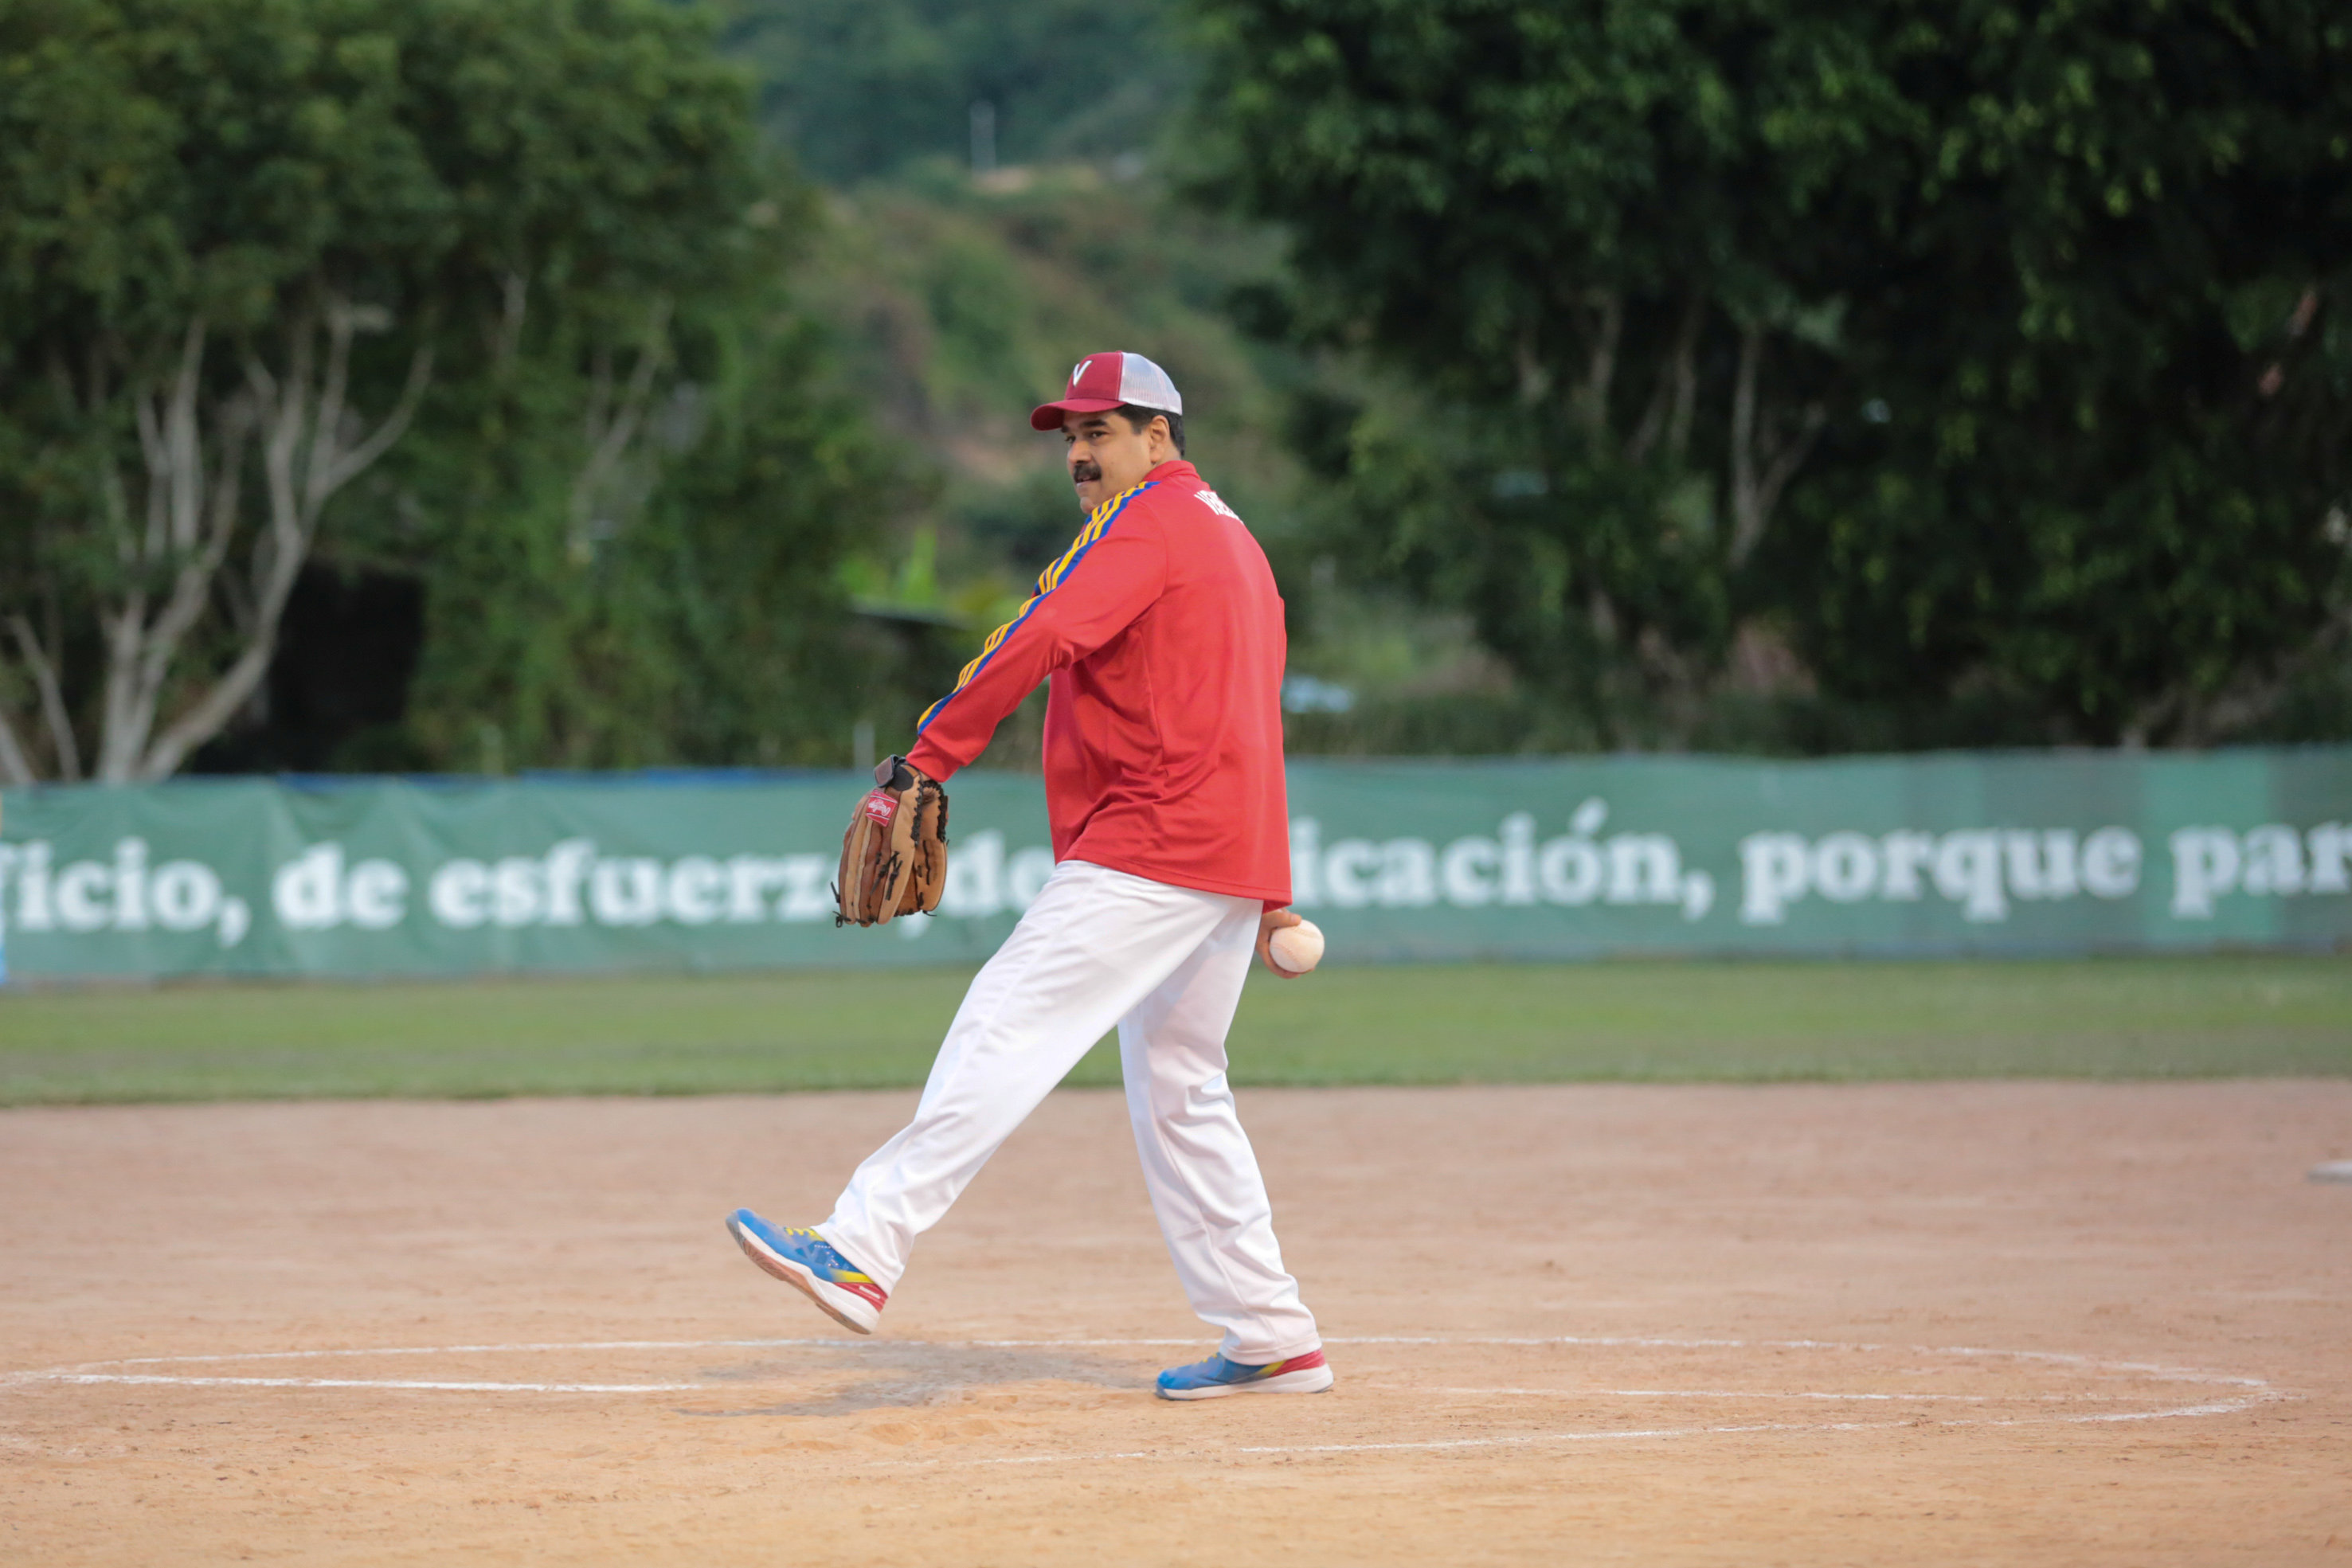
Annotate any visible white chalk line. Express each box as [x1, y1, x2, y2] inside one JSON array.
[[1426, 1387, 2155, 1402], [33, 1374, 709, 1394], [2, 1333, 2291, 1464], [23, 1339, 865, 1370], [945, 1398, 2278, 1469]]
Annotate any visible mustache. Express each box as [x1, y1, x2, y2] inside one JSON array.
[[1070, 459, 1102, 485]]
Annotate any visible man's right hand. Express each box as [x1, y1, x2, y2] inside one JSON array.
[[1256, 906, 1305, 978]]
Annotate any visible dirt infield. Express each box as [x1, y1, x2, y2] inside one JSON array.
[[4, 1081, 2348, 1565]]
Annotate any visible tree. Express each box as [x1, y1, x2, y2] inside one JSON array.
[[398, 282, 896, 772], [1188, 0, 1910, 736], [1190, 0, 2352, 745], [0, 0, 768, 780], [1777, 0, 2352, 743]]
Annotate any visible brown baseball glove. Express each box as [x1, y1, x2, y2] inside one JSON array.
[[835, 754, 949, 927]]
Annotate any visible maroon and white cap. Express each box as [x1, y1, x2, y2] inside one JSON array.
[[1030, 351, 1184, 432]]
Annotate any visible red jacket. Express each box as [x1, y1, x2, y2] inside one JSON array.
[[905, 459, 1291, 905]]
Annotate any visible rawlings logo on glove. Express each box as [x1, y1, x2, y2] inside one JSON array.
[[835, 754, 949, 927]]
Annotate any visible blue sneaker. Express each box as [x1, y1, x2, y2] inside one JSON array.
[[1156, 1348, 1333, 1401], [725, 1209, 886, 1335]]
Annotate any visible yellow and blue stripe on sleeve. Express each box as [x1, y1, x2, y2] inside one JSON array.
[[915, 480, 1158, 734]]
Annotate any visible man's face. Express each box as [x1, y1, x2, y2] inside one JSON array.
[[1062, 410, 1171, 511]]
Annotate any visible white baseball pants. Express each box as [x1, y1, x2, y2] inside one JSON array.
[[818, 858, 1321, 1364]]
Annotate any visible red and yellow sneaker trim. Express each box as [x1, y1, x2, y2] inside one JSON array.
[[1156, 1347, 1334, 1400]]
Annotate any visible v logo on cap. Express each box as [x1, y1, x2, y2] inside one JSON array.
[[1032, 351, 1184, 432]]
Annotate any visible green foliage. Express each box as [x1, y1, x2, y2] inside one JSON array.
[[0, 0, 885, 776], [1186, 0, 1908, 739], [1191, 0, 2352, 746], [710, 4, 1334, 770], [0, 0, 763, 439], [1778, 0, 2352, 743], [401, 299, 889, 769], [726, 0, 1188, 185], [795, 170, 1318, 757], [2, 0, 442, 342]]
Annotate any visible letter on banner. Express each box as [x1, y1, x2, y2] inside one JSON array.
[[346, 862, 408, 929], [151, 862, 223, 931], [112, 839, 151, 931], [1810, 833, 1879, 903], [667, 857, 726, 925], [2170, 828, 2240, 919], [1740, 834, 1809, 925], [54, 860, 112, 931], [2240, 826, 2305, 895], [777, 855, 834, 921], [592, 859, 663, 926], [941, 831, 1005, 917], [2080, 827, 2141, 897], [432, 860, 491, 928], [1378, 839, 1436, 907], [1323, 839, 1378, 908], [1933, 832, 2007, 922], [2309, 824, 2351, 894], [1605, 835, 1678, 905], [1878, 831, 1935, 900], [275, 844, 344, 930], [2002, 831, 2080, 900], [1440, 837, 1499, 905]]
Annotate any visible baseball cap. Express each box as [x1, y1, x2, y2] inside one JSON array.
[[1030, 351, 1184, 432]]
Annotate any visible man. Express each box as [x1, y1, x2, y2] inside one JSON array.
[[727, 350, 1329, 1400]]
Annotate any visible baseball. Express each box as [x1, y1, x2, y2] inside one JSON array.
[[1267, 918, 1325, 975]]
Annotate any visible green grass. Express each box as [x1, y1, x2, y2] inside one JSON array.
[[0, 956, 2346, 1106]]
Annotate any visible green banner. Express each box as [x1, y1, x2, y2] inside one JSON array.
[[2, 749, 2346, 980]]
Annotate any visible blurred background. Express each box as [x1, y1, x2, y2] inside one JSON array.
[[1, 0, 2348, 1101], [6, 0, 2350, 790]]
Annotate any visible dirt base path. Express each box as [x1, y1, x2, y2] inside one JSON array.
[[4, 1082, 2348, 1566]]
